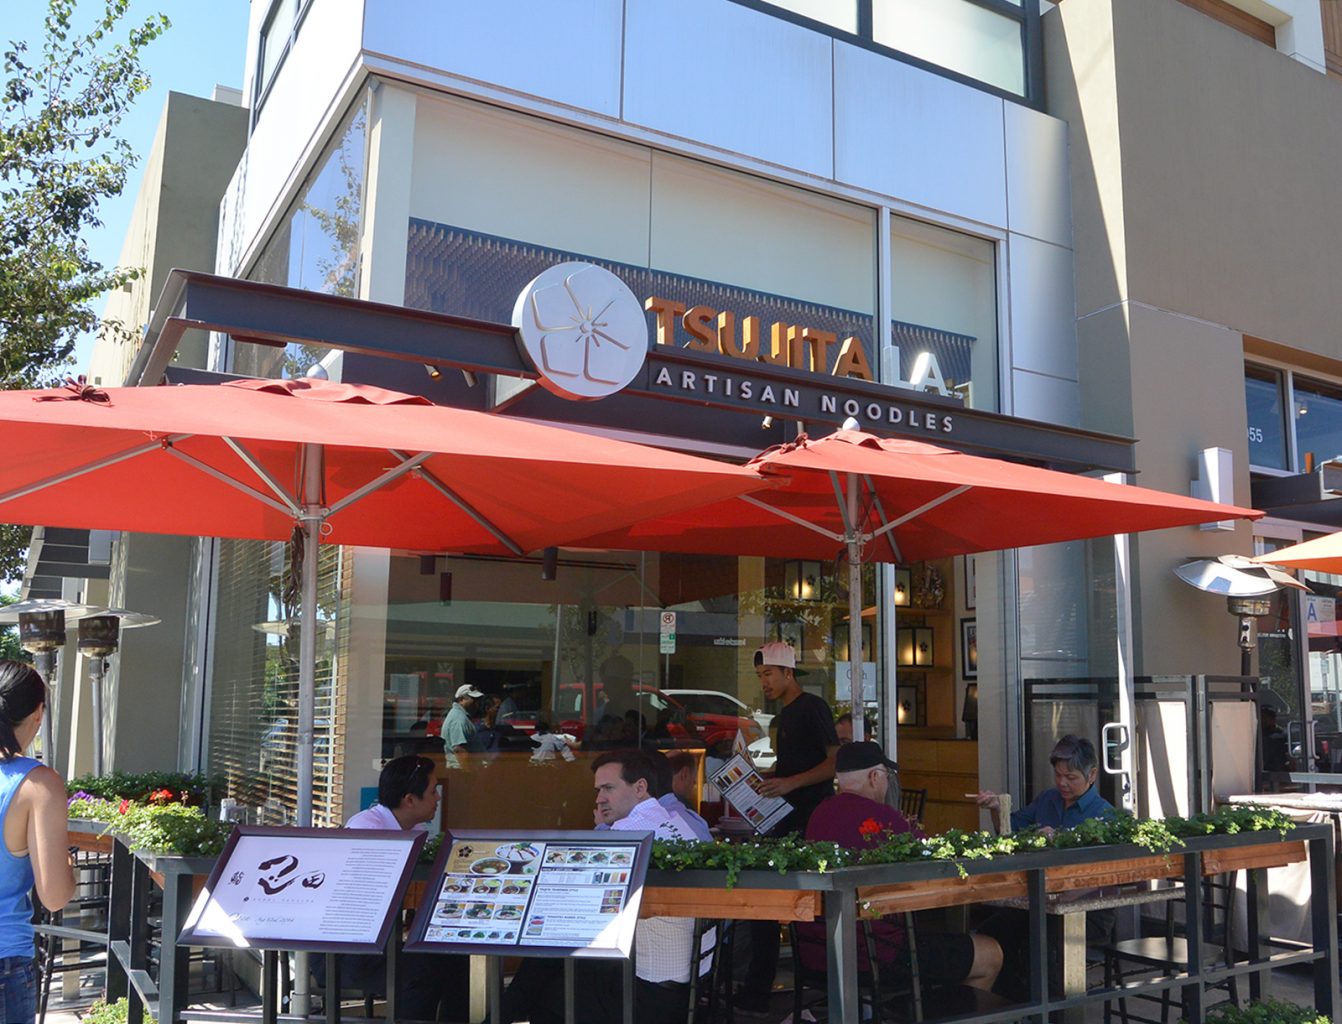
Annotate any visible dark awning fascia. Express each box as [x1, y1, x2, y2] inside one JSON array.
[[132, 269, 1141, 474]]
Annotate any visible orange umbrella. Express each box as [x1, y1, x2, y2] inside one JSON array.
[[0, 377, 765, 553], [576, 429, 1262, 739], [0, 376, 768, 811], [1253, 534, 1342, 576]]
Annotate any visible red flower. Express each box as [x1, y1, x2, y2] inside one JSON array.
[[118, 799, 130, 815], [858, 817, 883, 838], [149, 788, 175, 805]]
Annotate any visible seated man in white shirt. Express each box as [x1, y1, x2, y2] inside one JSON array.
[[318, 755, 468, 1021], [501, 748, 702, 1024]]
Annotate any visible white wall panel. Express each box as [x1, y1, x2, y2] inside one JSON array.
[[834, 41, 1007, 229], [362, 0, 623, 117], [1007, 233, 1077, 380], [623, 0, 834, 178], [1004, 102, 1071, 247], [1011, 368, 1080, 426], [411, 96, 651, 267], [651, 153, 875, 313], [218, 0, 363, 275]]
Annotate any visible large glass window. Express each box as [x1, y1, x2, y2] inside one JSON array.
[[371, 551, 878, 831], [1245, 365, 1289, 470], [889, 215, 998, 411], [240, 99, 367, 378], [1294, 377, 1342, 473], [762, 0, 858, 33], [205, 539, 347, 826], [744, 0, 1037, 100], [874, 0, 1025, 96]]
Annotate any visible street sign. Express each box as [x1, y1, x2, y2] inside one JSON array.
[[659, 610, 677, 654]]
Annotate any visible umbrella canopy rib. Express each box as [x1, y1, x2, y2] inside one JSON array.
[[166, 445, 298, 518], [222, 437, 304, 514], [738, 493, 844, 544], [870, 485, 972, 544], [0, 437, 173, 505], [390, 449, 525, 556], [862, 475, 904, 562], [323, 450, 435, 518]]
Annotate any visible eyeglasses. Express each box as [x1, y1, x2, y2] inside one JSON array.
[[407, 760, 431, 795]]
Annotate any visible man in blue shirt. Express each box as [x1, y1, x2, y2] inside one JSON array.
[[974, 735, 1116, 1001], [975, 734, 1114, 835]]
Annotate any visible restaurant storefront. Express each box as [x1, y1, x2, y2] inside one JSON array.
[[101, 0, 1131, 836], [138, 73, 1131, 828]]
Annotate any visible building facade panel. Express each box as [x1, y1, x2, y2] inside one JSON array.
[[1003, 99, 1072, 248], [218, 0, 363, 277], [833, 40, 1008, 229], [622, 0, 835, 177], [1005, 232, 1078, 382], [361, 0, 625, 118]]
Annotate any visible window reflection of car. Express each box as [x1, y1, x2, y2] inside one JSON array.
[[259, 717, 331, 771], [662, 689, 775, 770], [509, 681, 766, 757]]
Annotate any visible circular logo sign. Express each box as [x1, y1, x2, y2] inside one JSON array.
[[511, 262, 649, 401]]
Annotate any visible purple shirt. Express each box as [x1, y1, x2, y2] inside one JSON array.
[[801, 792, 922, 968]]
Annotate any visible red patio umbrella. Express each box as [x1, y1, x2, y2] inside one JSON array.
[[574, 429, 1262, 739], [0, 376, 768, 812], [1253, 533, 1342, 576]]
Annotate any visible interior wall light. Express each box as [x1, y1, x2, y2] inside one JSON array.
[[461, 369, 477, 388], [893, 568, 911, 606], [897, 626, 934, 666], [785, 560, 822, 601], [762, 415, 774, 429], [425, 364, 442, 380]]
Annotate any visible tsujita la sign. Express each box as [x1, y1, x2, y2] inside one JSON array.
[[513, 262, 959, 424]]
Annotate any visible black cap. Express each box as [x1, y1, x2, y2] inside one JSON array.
[[835, 740, 897, 774]]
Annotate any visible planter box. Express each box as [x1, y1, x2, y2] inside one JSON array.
[[67, 821, 115, 855], [853, 838, 1306, 917], [641, 886, 821, 921]]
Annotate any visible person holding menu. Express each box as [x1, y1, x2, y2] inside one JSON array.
[[316, 756, 468, 1021], [736, 641, 839, 1017], [502, 748, 700, 1024]]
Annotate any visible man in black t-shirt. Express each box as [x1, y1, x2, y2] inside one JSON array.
[[736, 641, 839, 1016]]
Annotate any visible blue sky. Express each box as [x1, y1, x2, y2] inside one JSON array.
[[7, 1, 252, 369]]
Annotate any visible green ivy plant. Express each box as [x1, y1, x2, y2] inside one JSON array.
[[651, 804, 1296, 887], [69, 796, 231, 857], [67, 770, 221, 807], [1191, 999, 1331, 1024], [80, 998, 155, 1024]]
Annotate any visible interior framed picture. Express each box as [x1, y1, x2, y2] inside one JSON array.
[[962, 555, 976, 610], [960, 617, 978, 680]]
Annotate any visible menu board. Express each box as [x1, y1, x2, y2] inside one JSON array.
[[177, 825, 424, 953], [710, 753, 792, 834], [405, 830, 653, 959]]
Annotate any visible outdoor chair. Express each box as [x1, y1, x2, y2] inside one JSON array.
[[688, 918, 734, 1024], [899, 788, 928, 823], [35, 847, 112, 1024], [789, 914, 923, 1023], [1103, 873, 1241, 1024]]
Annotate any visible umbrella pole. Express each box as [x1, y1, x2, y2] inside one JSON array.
[[846, 473, 866, 743], [35, 650, 56, 765], [89, 656, 105, 776], [291, 448, 324, 1018]]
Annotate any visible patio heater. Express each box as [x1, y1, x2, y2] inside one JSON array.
[[0, 599, 99, 764], [76, 609, 160, 775], [1175, 555, 1308, 675]]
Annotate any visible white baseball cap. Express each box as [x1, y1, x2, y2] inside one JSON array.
[[754, 641, 798, 670], [455, 684, 485, 699]]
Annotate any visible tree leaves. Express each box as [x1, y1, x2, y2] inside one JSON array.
[[0, 0, 168, 581]]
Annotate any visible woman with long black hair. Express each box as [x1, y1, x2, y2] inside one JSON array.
[[0, 661, 74, 1023]]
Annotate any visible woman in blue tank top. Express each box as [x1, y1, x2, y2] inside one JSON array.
[[0, 661, 74, 1024]]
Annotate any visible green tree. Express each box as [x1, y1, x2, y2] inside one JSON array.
[[0, 0, 169, 580]]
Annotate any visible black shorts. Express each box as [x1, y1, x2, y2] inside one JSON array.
[[908, 932, 978, 986]]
